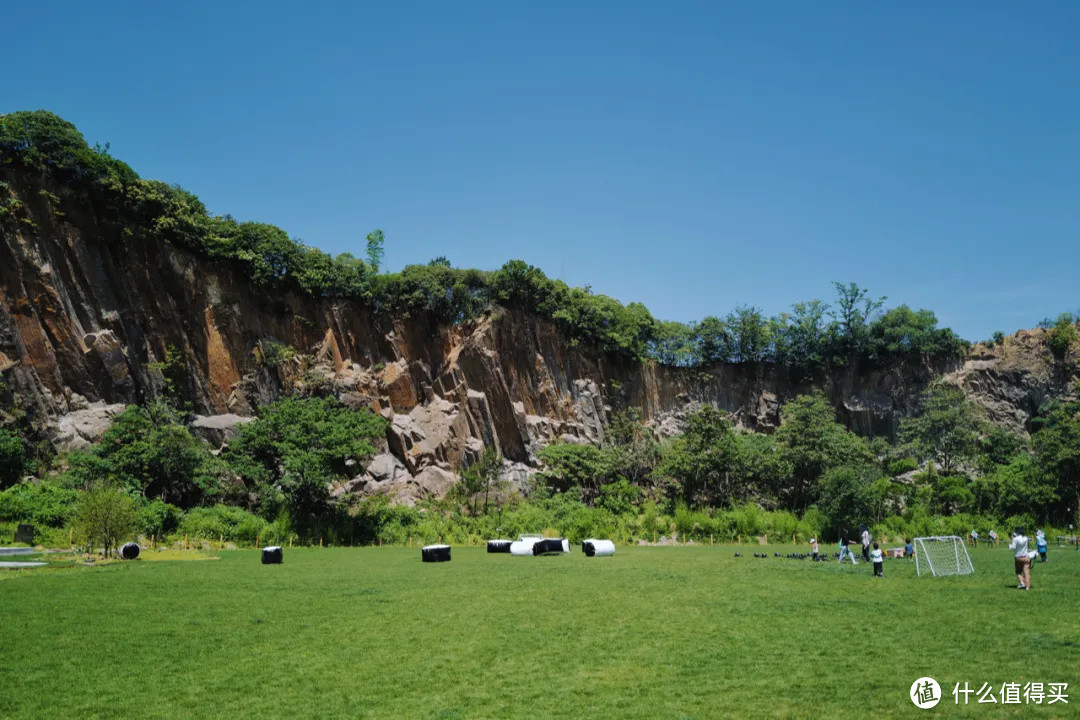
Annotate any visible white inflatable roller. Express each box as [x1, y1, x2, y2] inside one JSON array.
[[583, 539, 615, 557], [510, 539, 535, 556]]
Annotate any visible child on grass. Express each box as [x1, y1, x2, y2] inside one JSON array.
[[871, 542, 884, 577], [810, 537, 819, 560], [1036, 529, 1047, 562], [838, 531, 857, 564], [904, 538, 914, 560]]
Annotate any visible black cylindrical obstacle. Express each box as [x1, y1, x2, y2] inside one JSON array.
[[119, 542, 140, 560], [532, 538, 568, 556], [261, 546, 283, 564], [422, 544, 451, 562], [487, 539, 512, 553]]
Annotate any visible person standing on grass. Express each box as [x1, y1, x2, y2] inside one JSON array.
[[871, 542, 884, 577], [810, 537, 819, 560], [904, 538, 914, 560], [1010, 528, 1031, 590], [838, 530, 857, 564], [860, 525, 871, 563], [988, 529, 999, 546], [1036, 529, 1047, 562], [969, 528, 979, 547]]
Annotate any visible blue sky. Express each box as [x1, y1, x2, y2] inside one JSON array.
[[6, 1, 1078, 340]]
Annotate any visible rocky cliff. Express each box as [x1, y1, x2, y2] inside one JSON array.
[[1, 167, 1076, 503]]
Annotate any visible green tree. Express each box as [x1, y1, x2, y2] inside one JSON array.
[[606, 408, 661, 485], [458, 446, 503, 514], [1047, 313, 1078, 354], [147, 345, 193, 410], [931, 475, 974, 514], [365, 229, 385, 273], [972, 454, 1057, 520], [596, 478, 642, 515], [537, 443, 613, 500], [650, 321, 697, 366], [660, 406, 740, 506], [695, 316, 731, 364], [869, 305, 966, 362], [1031, 393, 1080, 524], [900, 383, 984, 475], [734, 432, 794, 505], [226, 397, 387, 533], [775, 299, 830, 370], [73, 484, 139, 557], [773, 393, 872, 510], [84, 403, 219, 505], [725, 305, 773, 363], [0, 428, 27, 489], [831, 282, 885, 359], [817, 466, 886, 535]]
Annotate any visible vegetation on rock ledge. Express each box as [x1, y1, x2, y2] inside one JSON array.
[[1, 109, 969, 369]]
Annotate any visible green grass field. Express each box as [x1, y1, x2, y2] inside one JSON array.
[[1, 544, 1076, 719]]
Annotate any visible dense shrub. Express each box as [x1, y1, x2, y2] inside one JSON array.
[[139, 499, 183, 538], [0, 428, 27, 488], [180, 505, 269, 545], [0, 480, 79, 527], [887, 457, 919, 477]]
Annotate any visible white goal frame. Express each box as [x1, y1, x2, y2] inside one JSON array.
[[914, 536, 974, 577]]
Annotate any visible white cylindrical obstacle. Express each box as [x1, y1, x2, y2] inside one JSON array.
[[487, 539, 513, 553], [261, 546, 283, 564], [582, 539, 615, 557], [422, 544, 451, 562], [510, 539, 535, 556], [119, 542, 140, 560], [532, 538, 570, 556]]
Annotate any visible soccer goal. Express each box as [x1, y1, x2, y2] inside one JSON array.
[[914, 536, 974, 577], [1057, 535, 1079, 549]]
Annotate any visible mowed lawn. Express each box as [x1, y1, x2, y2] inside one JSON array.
[[1, 545, 1077, 719]]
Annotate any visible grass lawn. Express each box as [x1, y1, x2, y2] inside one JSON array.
[[0, 544, 1076, 719]]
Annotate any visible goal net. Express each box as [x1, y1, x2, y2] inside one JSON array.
[[914, 536, 974, 577]]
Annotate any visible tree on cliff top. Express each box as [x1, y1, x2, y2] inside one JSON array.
[[365, 229, 385, 273]]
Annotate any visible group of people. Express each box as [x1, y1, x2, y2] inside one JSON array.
[[808, 526, 889, 577], [812, 525, 1051, 587]]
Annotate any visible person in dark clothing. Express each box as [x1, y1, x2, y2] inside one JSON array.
[[838, 529, 857, 564]]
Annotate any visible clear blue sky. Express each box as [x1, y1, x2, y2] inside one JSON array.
[[6, 1, 1079, 340]]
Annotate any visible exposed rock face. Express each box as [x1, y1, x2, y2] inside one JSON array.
[[945, 332, 1079, 436], [53, 397, 127, 451], [2, 168, 1077, 504], [189, 413, 254, 449]]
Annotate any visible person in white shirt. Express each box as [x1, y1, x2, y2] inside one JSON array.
[[810, 537, 819, 560], [1009, 528, 1031, 590], [969, 528, 979, 546], [988, 529, 999, 546], [870, 542, 884, 577], [860, 526, 871, 562]]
